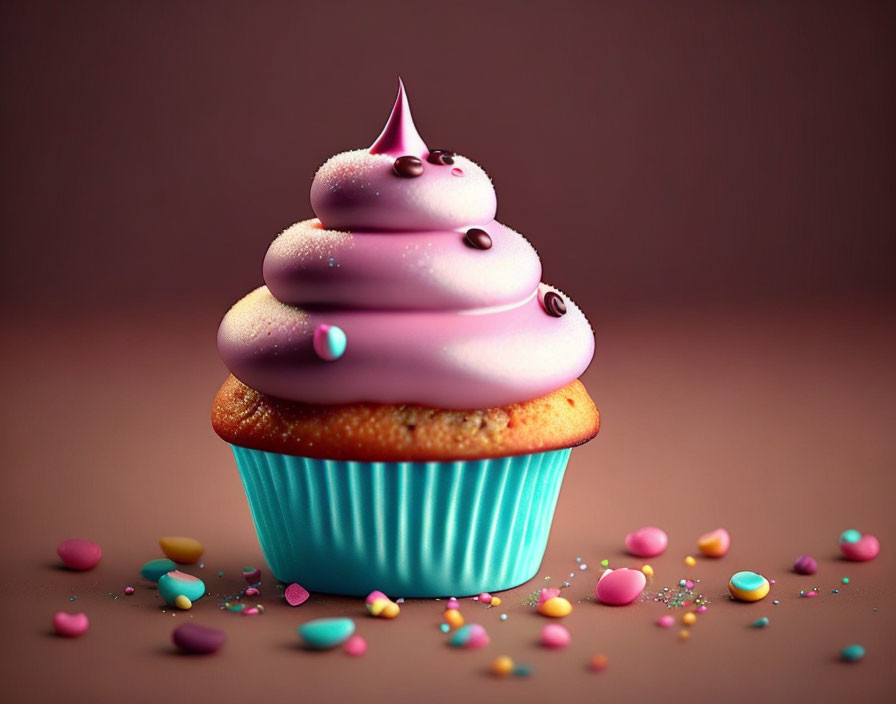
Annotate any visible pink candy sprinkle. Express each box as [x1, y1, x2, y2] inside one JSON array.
[[540, 623, 571, 649], [243, 567, 261, 583], [124, 586, 135, 595], [53, 611, 89, 637], [624, 526, 669, 558], [696, 605, 708, 613], [284, 583, 310, 607], [656, 615, 675, 628], [57, 539, 102, 571], [344, 634, 367, 656], [445, 598, 460, 610], [478, 593, 492, 604], [242, 607, 260, 616], [805, 591, 818, 598], [685, 580, 695, 589], [538, 587, 561, 606], [245, 587, 259, 597]]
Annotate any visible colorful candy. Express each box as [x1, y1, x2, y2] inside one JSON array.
[[298, 618, 355, 649], [492, 655, 514, 676], [449, 623, 489, 649], [174, 595, 192, 610], [242, 567, 261, 583], [343, 635, 367, 656], [443, 609, 464, 629], [685, 555, 697, 567], [445, 598, 460, 610], [840, 644, 866, 662], [478, 592, 492, 604], [57, 539, 102, 571], [140, 558, 178, 582], [365, 590, 399, 618], [490, 597, 502, 607], [312, 324, 347, 361], [53, 611, 89, 638], [588, 654, 609, 672], [752, 617, 770, 628], [124, 586, 135, 595], [641, 564, 654, 577], [158, 536, 204, 564], [540, 623, 571, 649], [728, 571, 770, 602], [537, 596, 572, 618], [793, 555, 818, 575], [839, 530, 880, 562], [595, 568, 646, 605], [656, 615, 674, 628], [284, 582, 309, 606], [158, 570, 206, 606], [625, 526, 668, 557], [172, 623, 226, 654], [697, 528, 730, 558], [682, 612, 697, 626], [245, 586, 259, 597]]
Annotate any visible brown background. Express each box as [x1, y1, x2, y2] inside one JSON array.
[[1, 1, 894, 703]]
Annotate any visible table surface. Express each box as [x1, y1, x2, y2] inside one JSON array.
[[2, 302, 894, 703]]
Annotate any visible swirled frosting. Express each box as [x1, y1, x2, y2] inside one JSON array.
[[218, 80, 594, 409]]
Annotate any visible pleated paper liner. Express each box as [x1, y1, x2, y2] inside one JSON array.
[[231, 446, 571, 597]]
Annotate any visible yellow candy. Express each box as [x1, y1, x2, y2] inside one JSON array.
[[679, 629, 690, 640], [537, 596, 572, 618], [159, 536, 204, 564], [490, 597, 502, 607], [381, 601, 400, 619], [444, 609, 464, 629], [685, 555, 697, 567], [641, 564, 654, 577], [492, 655, 514, 676], [368, 599, 387, 616], [682, 612, 697, 626], [174, 594, 192, 610]]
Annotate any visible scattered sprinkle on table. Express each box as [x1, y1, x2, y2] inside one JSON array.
[[840, 644, 866, 662]]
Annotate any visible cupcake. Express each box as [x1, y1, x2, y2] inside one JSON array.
[[212, 80, 598, 597]]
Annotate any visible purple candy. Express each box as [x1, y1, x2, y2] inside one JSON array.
[[793, 555, 817, 575], [172, 623, 226, 654]]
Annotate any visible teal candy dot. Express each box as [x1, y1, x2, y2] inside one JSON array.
[[439, 623, 450, 633], [839, 529, 861, 544], [752, 617, 770, 628], [140, 558, 178, 583], [731, 571, 767, 592], [513, 664, 533, 677], [841, 644, 866, 662], [325, 326, 347, 359], [298, 618, 355, 650]]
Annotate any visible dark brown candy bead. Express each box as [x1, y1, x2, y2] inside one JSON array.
[[543, 291, 567, 317], [393, 156, 424, 178], [463, 228, 492, 250], [427, 149, 455, 166]]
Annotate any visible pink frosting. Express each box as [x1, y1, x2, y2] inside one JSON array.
[[218, 80, 595, 409]]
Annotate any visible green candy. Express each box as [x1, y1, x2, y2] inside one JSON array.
[[839, 529, 862, 544], [298, 618, 355, 650], [158, 571, 206, 605], [841, 644, 865, 662], [731, 571, 766, 592], [140, 558, 178, 582]]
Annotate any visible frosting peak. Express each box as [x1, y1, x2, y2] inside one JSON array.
[[369, 78, 428, 158]]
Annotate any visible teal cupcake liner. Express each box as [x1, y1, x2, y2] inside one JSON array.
[[230, 445, 572, 597]]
